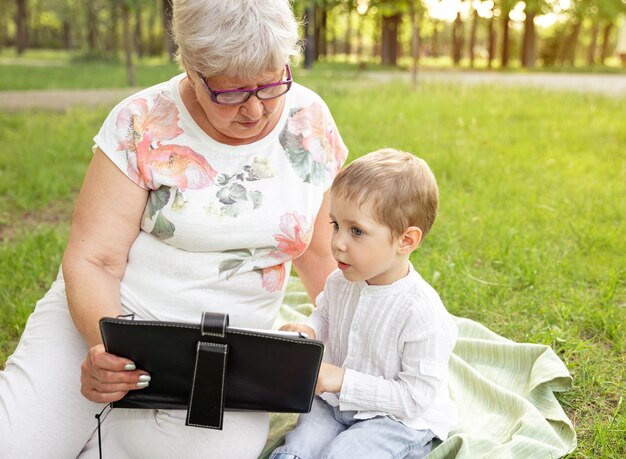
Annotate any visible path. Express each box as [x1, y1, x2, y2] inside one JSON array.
[[368, 69, 626, 97], [1, 70, 625, 112]]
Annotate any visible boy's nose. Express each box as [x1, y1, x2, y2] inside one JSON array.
[[331, 233, 346, 252]]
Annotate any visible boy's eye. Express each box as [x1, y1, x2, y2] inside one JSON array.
[[351, 227, 363, 236], [330, 221, 339, 231]]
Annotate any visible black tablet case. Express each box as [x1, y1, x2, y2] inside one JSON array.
[[100, 312, 324, 429]]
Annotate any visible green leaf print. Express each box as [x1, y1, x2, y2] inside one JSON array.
[[171, 188, 187, 211], [218, 246, 278, 279], [279, 125, 328, 186], [218, 258, 245, 278], [147, 186, 172, 218], [249, 190, 262, 209], [151, 211, 175, 240], [222, 248, 253, 257], [250, 157, 275, 179], [280, 129, 311, 178], [217, 183, 248, 205]]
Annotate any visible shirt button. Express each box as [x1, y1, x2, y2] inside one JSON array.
[[351, 323, 358, 331]]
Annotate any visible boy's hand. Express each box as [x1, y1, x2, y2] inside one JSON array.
[[315, 363, 345, 395], [279, 323, 316, 340]]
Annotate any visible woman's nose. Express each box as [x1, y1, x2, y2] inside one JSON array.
[[240, 95, 264, 118]]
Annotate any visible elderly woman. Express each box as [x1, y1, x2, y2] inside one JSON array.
[[0, 0, 347, 457]]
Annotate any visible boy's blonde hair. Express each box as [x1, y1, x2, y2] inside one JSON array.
[[330, 148, 439, 240]]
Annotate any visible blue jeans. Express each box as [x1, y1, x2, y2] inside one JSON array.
[[270, 397, 434, 459]]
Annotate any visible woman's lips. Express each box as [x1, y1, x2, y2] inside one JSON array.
[[337, 261, 350, 271], [238, 119, 260, 128]]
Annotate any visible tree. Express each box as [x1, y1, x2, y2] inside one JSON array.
[[407, 0, 423, 88], [521, 0, 546, 68], [15, 0, 29, 54], [344, 0, 354, 56], [487, 4, 497, 68], [595, 0, 626, 64], [0, 1, 13, 50], [451, 11, 464, 66], [468, 0, 480, 67], [500, 0, 513, 68], [380, 13, 401, 65], [162, 0, 175, 61], [85, 0, 99, 54], [121, 1, 135, 85], [135, 4, 143, 58], [314, 0, 328, 60]]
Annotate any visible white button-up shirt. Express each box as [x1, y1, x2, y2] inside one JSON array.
[[307, 264, 458, 440]]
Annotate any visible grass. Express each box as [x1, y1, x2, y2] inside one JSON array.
[[1, 62, 625, 457]]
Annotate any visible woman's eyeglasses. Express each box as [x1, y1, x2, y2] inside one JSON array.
[[198, 65, 292, 106]]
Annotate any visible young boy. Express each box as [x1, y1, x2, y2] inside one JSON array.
[[271, 149, 458, 459]]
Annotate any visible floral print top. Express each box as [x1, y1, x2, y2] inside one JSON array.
[[94, 74, 347, 328]]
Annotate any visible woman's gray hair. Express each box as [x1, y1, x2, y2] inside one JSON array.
[[172, 0, 301, 80]]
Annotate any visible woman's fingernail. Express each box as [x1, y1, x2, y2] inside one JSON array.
[[137, 381, 149, 388], [138, 374, 151, 382], [124, 363, 136, 371]]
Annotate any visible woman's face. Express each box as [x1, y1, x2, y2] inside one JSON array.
[[191, 67, 286, 145]]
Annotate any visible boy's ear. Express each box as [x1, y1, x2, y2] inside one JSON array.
[[398, 226, 422, 253]]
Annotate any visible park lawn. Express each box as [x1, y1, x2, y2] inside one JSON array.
[[0, 69, 625, 458], [1, 48, 625, 92]]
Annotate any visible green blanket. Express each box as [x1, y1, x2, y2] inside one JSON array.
[[260, 278, 577, 458]]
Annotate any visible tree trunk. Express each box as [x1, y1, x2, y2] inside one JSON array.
[[147, 3, 156, 56], [356, 9, 364, 64], [560, 21, 581, 66], [0, 9, 6, 50], [587, 20, 599, 66], [431, 20, 439, 58], [599, 21, 614, 64], [408, 0, 420, 89], [86, 0, 98, 53], [381, 14, 400, 66], [303, 6, 315, 69], [487, 15, 496, 68], [62, 20, 72, 49], [452, 12, 464, 66], [135, 5, 143, 58], [468, 8, 478, 67], [315, 1, 327, 60], [344, 1, 352, 56], [122, 3, 136, 86], [107, 0, 119, 57], [162, 0, 176, 61], [15, 0, 28, 55], [501, 8, 511, 68], [521, 10, 536, 68]]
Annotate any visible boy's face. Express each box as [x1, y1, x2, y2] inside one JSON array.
[[329, 194, 410, 286]]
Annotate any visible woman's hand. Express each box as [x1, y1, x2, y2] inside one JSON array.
[[279, 323, 316, 339], [80, 344, 151, 404], [315, 363, 345, 395]]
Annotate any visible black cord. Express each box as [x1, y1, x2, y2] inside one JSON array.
[[95, 403, 111, 459], [116, 313, 135, 320]]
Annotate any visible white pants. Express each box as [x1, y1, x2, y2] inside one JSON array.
[[0, 277, 269, 459]]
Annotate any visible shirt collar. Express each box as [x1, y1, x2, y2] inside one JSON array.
[[358, 262, 420, 297]]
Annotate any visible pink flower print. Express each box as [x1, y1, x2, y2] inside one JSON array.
[[273, 212, 312, 261], [136, 138, 217, 191], [116, 94, 183, 152], [287, 102, 331, 164], [329, 127, 348, 176], [261, 264, 287, 292], [116, 94, 185, 186]]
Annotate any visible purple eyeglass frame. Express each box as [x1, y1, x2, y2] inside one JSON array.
[[198, 65, 293, 105]]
